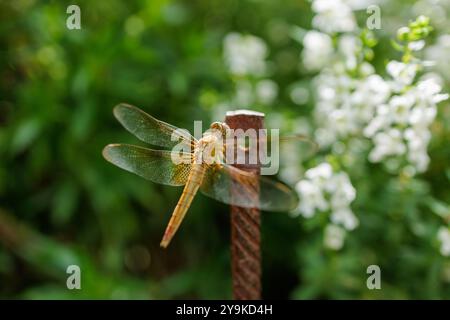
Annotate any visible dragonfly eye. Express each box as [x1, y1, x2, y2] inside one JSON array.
[[210, 122, 230, 136], [210, 122, 221, 130]]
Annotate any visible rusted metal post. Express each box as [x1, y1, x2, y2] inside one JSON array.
[[225, 110, 264, 300]]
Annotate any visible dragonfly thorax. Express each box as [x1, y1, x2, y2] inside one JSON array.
[[196, 129, 226, 165]]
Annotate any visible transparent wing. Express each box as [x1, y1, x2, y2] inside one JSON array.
[[102, 144, 192, 186], [199, 164, 299, 212], [224, 132, 318, 184], [113, 103, 196, 149], [277, 134, 318, 161], [279, 134, 318, 151]]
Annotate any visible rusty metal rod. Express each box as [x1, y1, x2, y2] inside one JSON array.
[[225, 110, 264, 300]]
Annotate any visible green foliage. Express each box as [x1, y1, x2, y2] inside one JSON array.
[[394, 15, 434, 63]]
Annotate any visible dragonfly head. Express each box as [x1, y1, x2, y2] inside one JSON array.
[[210, 122, 230, 137]]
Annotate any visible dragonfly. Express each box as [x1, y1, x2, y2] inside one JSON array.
[[103, 104, 310, 248]]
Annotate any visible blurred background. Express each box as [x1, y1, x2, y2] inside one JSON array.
[[0, 0, 449, 299]]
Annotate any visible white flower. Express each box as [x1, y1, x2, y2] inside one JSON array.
[[416, 77, 449, 105], [311, 0, 357, 33], [313, 70, 391, 147], [369, 129, 406, 162], [389, 94, 415, 125], [408, 40, 426, 51], [329, 108, 358, 136], [330, 207, 359, 230], [296, 163, 357, 248], [317, 83, 336, 101], [408, 104, 437, 128], [360, 61, 375, 76], [297, 163, 357, 224], [362, 75, 391, 106], [364, 104, 392, 137], [404, 127, 431, 172], [302, 30, 334, 71], [338, 35, 360, 57], [223, 32, 268, 76], [327, 172, 356, 206], [404, 127, 430, 151], [315, 127, 336, 146], [364, 71, 447, 172], [407, 149, 430, 172], [305, 162, 333, 181], [386, 61, 417, 91], [351, 75, 391, 122], [437, 227, 450, 257], [338, 35, 361, 69], [255, 79, 278, 105], [304, 1, 448, 177], [295, 180, 328, 217], [324, 224, 346, 250]]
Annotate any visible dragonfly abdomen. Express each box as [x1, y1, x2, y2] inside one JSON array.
[[160, 163, 206, 248]]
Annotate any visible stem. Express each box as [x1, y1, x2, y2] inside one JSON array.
[[225, 109, 264, 300]]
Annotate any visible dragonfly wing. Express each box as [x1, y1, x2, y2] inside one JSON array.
[[199, 163, 299, 211], [278, 134, 318, 160], [230, 133, 318, 161], [103, 144, 192, 186], [113, 103, 196, 149]]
